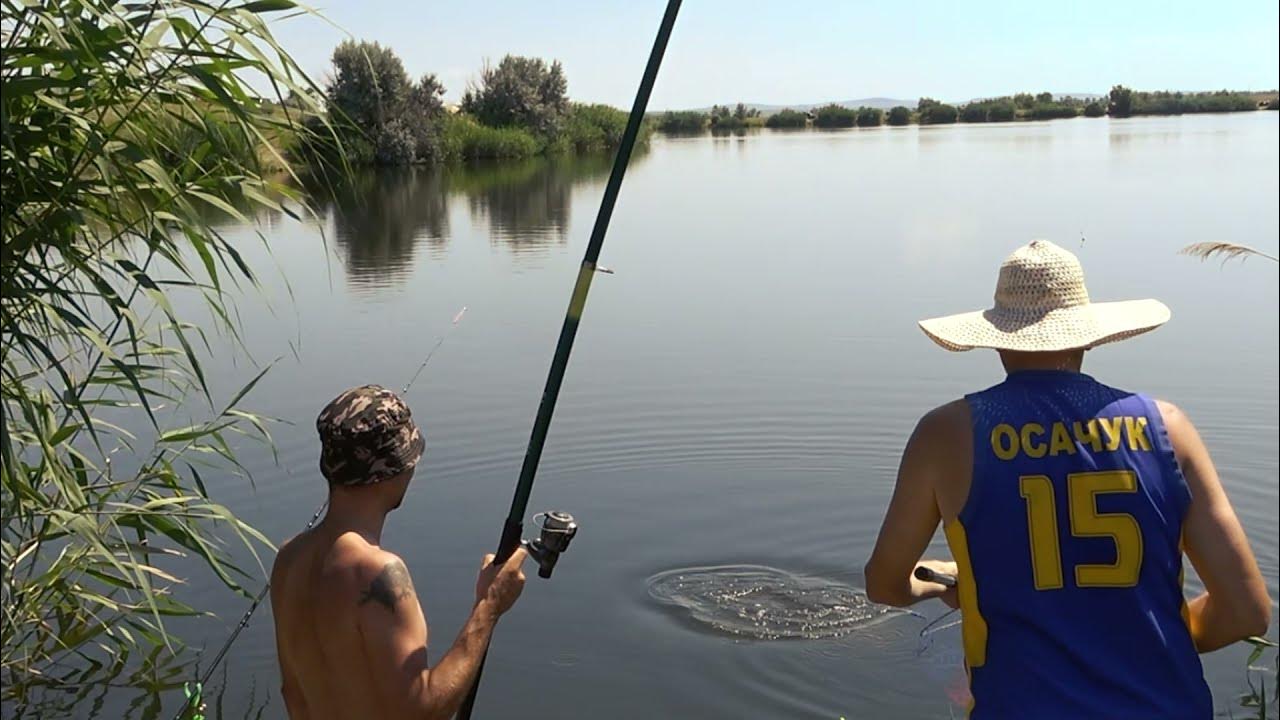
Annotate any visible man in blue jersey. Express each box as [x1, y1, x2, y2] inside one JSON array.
[[865, 240, 1271, 718]]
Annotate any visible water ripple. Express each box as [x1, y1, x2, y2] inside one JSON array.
[[647, 564, 907, 640]]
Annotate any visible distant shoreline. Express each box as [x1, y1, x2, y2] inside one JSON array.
[[650, 88, 1279, 133], [652, 108, 1278, 138]]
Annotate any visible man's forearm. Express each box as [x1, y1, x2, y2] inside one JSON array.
[[422, 599, 500, 718], [1186, 592, 1267, 653], [866, 563, 951, 607]]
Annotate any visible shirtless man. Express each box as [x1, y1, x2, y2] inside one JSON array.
[[865, 240, 1271, 718], [271, 385, 529, 719]]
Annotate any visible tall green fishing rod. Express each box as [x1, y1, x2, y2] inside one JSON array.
[[457, 1, 682, 716]]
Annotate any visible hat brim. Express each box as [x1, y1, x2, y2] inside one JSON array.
[[918, 299, 1170, 352]]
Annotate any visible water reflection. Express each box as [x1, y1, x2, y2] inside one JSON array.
[[308, 168, 450, 290], [302, 153, 621, 286], [447, 154, 612, 252]]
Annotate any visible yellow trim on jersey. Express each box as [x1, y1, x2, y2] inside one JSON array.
[[945, 520, 988, 668], [1179, 532, 1192, 632]]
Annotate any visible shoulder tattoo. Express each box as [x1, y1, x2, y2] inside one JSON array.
[[359, 560, 414, 612]]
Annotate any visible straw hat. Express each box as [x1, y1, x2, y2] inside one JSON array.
[[918, 240, 1170, 352]]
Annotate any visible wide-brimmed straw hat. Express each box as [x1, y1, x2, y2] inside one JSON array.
[[918, 239, 1170, 352]]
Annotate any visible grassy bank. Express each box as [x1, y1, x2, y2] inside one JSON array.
[[434, 103, 648, 161]]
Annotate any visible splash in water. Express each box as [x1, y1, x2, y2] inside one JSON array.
[[647, 565, 908, 640]]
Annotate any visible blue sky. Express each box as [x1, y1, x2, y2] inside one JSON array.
[[269, 0, 1280, 108]]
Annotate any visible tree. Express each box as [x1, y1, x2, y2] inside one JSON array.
[[1013, 92, 1035, 110], [813, 104, 857, 128], [886, 106, 912, 126], [709, 104, 747, 130], [327, 41, 445, 164], [406, 75, 447, 160], [855, 106, 884, 127], [329, 40, 413, 131], [462, 55, 569, 136], [1108, 85, 1134, 118], [919, 101, 959, 125], [987, 101, 1017, 122], [961, 104, 988, 123], [765, 109, 808, 128], [1036, 91, 1054, 103], [1083, 101, 1106, 117]]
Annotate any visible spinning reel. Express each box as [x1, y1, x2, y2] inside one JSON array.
[[521, 511, 579, 579]]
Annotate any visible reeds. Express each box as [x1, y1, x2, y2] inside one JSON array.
[[1, 0, 336, 709]]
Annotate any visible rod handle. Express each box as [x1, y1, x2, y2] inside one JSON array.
[[914, 565, 958, 588]]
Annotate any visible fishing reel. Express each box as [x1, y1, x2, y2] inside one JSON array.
[[521, 511, 578, 579]]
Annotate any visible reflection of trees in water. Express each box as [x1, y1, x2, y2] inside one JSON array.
[[307, 168, 449, 289], [296, 149, 639, 285], [446, 154, 613, 254]]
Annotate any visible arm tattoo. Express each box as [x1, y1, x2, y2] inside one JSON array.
[[360, 560, 414, 612]]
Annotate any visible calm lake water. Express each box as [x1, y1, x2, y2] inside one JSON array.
[[144, 113, 1278, 718]]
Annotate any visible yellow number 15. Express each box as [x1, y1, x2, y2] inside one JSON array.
[[1018, 470, 1144, 590]]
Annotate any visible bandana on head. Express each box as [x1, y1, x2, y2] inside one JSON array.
[[316, 385, 425, 486]]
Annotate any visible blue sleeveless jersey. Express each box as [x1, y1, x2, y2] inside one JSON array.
[[948, 370, 1210, 719]]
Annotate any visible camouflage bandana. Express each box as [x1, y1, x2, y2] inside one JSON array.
[[316, 385, 425, 486]]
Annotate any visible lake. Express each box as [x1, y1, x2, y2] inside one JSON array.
[[145, 113, 1280, 718]]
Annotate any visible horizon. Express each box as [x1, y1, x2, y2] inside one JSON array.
[[267, 0, 1279, 110]]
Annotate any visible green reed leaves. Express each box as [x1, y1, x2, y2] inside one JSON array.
[[2, 0, 338, 709]]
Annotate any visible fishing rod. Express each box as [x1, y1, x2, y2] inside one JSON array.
[[456, 1, 683, 716], [173, 307, 468, 720]]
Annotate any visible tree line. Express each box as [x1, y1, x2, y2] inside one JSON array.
[[297, 41, 644, 166], [654, 86, 1276, 133]]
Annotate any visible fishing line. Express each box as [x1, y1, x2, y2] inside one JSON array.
[[171, 501, 327, 720], [403, 306, 468, 394], [919, 608, 961, 638]]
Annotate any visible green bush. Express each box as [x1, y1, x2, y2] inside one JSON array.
[[707, 103, 760, 131], [960, 104, 988, 123], [439, 114, 541, 160], [918, 100, 958, 125], [556, 103, 642, 153], [855, 107, 884, 127], [1131, 90, 1257, 115], [814, 104, 857, 128], [886, 106, 912, 126], [656, 110, 708, 132], [987, 102, 1017, 122], [766, 109, 808, 128], [1083, 102, 1107, 117], [1028, 103, 1078, 120]]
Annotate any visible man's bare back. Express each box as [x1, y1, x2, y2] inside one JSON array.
[[273, 385, 527, 720], [271, 527, 406, 718]]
